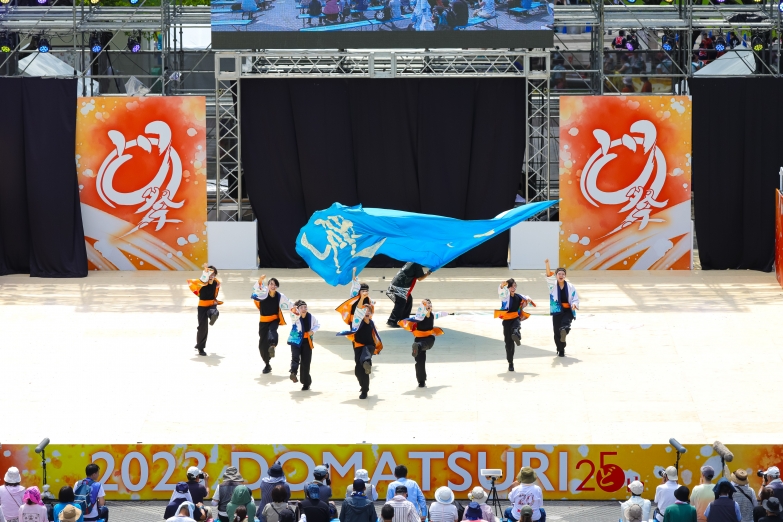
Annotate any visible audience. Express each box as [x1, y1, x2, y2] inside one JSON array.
[[506, 467, 545, 522], [758, 497, 782, 522], [187, 468, 210, 506], [730, 470, 757, 522], [385, 485, 420, 522], [0, 467, 25, 522], [300, 483, 330, 522], [18, 487, 47, 522], [260, 464, 290, 514], [74, 463, 108, 522], [381, 505, 395, 522], [339, 480, 376, 522], [706, 479, 741, 522], [626, 504, 644, 522], [756, 489, 775, 522], [168, 501, 199, 522], [517, 506, 535, 522], [312, 466, 332, 502], [226, 486, 255, 522], [691, 466, 717, 522], [386, 466, 426, 521], [166, 483, 195, 519], [472, 0, 494, 19], [451, 0, 467, 25], [760, 468, 783, 507], [58, 505, 84, 522], [655, 467, 681, 522], [621, 480, 651, 522], [663, 486, 696, 522], [323, 0, 340, 21], [467, 487, 494, 522], [53, 486, 85, 522], [346, 470, 378, 501], [463, 502, 483, 522], [211, 467, 245, 522], [260, 485, 290, 522], [429, 487, 458, 522]]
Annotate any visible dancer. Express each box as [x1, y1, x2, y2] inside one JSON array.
[[545, 260, 579, 357], [386, 263, 431, 327], [345, 305, 383, 399], [336, 269, 375, 332], [398, 299, 452, 388], [252, 275, 292, 374], [187, 264, 222, 356], [288, 300, 320, 391], [495, 278, 535, 372]]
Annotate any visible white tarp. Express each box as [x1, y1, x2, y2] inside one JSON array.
[[694, 48, 756, 76], [168, 27, 211, 50], [18, 51, 100, 94]]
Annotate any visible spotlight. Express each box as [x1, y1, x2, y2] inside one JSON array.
[[779, 0, 782, 12], [129, 0, 139, 4], [37, 37, 49, 53], [662, 33, 675, 52], [36, 0, 48, 4], [715, 35, 726, 52], [89, 0, 99, 4], [0, 0, 10, 5], [752, 35, 764, 52], [0, 34, 10, 53], [127, 35, 140, 52], [626, 0, 636, 3], [89, 33, 101, 53]]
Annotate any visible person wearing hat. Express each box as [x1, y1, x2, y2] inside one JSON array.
[[467, 487, 495, 522], [691, 466, 717, 522], [654, 467, 682, 522], [463, 502, 483, 522], [260, 463, 291, 514], [186, 467, 209, 506], [210, 466, 245, 522], [385, 465, 426, 521], [759, 468, 783, 509], [545, 260, 579, 358], [345, 470, 378, 501], [58, 505, 83, 522], [165, 483, 195, 519], [311, 465, 332, 502], [662, 486, 695, 522], [299, 483, 330, 522], [53, 487, 85, 522], [340, 479, 377, 522], [429, 487, 458, 522], [18, 486, 48, 522], [759, 497, 783, 521], [0, 467, 25, 522], [225, 486, 255, 522], [168, 501, 199, 522], [625, 505, 644, 522], [704, 479, 741, 522], [729, 470, 757, 522], [506, 467, 544, 522], [385, 485, 420, 522], [756, 488, 776, 522], [621, 481, 651, 522]]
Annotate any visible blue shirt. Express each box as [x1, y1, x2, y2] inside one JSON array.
[[385, 479, 426, 517], [53, 503, 85, 522]]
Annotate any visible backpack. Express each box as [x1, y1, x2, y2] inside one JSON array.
[[74, 479, 97, 515]]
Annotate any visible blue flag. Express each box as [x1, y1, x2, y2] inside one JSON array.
[[295, 201, 558, 286]]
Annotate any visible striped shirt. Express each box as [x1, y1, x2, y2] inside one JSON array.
[[385, 496, 420, 522], [428, 503, 458, 522]]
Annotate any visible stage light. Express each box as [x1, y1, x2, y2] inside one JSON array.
[[626, 0, 636, 4], [127, 35, 140, 52], [0, 0, 10, 5], [129, 0, 140, 5], [89, 0, 100, 5], [36, 0, 48, 5], [715, 35, 726, 52], [0, 34, 11, 53], [89, 33, 101, 53], [752, 35, 764, 52], [37, 37, 49, 53], [779, 0, 782, 12], [662, 41, 672, 51]]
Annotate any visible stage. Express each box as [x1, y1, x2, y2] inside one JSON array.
[[2, 268, 780, 445]]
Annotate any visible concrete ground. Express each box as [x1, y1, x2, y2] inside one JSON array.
[[1, 267, 782, 444]]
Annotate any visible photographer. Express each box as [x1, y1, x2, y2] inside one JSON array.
[[759, 468, 783, 507], [312, 465, 332, 502], [654, 467, 681, 522], [186, 467, 209, 506]]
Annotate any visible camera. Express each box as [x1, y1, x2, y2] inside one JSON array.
[[657, 469, 666, 478], [199, 472, 205, 479], [758, 471, 767, 478], [480, 469, 503, 480]]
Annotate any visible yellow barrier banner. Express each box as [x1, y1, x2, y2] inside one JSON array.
[[1, 444, 779, 501]]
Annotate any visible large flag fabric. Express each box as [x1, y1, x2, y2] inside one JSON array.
[[295, 201, 558, 286]]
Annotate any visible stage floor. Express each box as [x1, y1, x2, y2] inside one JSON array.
[[2, 268, 780, 444]]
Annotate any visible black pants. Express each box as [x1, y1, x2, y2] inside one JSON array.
[[413, 335, 435, 385], [552, 311, 573, 354], [290, 341, 313, 386], [218, 516, 229, 522], [388, 293, 413, 324], [354, 345, 373, 392], [502, 318, 521, 363], [196, 306, 215, 349], [258, 319, 280, 363]]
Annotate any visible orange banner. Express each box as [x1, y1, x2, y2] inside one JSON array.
[[777, 189, 783, 288], [0, 444, 779, 501], [75, 96, 207, 270], [559, 96, 692, 270]]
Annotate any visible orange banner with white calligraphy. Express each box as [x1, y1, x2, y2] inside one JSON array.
[[75, 96, 207, 270], [0, 444, 779, 501], [559, 96, 692, 270]]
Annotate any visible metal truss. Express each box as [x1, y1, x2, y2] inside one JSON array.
[[524, 52, 553, 220]]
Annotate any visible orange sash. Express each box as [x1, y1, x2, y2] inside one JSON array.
[[413, 328, 444, 338], [494, 310, 531, 321]]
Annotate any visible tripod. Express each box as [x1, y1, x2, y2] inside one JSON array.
[[487, 476, 503, 520]]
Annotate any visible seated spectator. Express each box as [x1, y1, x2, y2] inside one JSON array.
[[759, 497, 782, 522], [430, 487, 458, 522], [260, 485, 290, 522], [212, 467, 245, 522], [74, 463, 108, 522], [58, 505, 84, 522], [226, 486, 255, 522], [279, 508, 297, 522], [300, 483, 330, 522], [388, 0, 401, 18], [233, 506, 248, 522], [187, 468, 210, 506], [506, 467, 544, 522], [691, 466, 716, 521], [199, 506, 214, 522], [312, 466, 332, 502], [655, 467, 681, 522], [323, 0, 340, 21], [381, 505, 395, 522], [621, 481, 651, 522], [755, 488, 775, 522], [626, 505, 644, 522], [168, 501, 198, 522], [451, 0, 467, 25], [353, 0, 369, 11], [260, 464, 290, 514], [308, 0, 323, 17], [518, 506, 536, 522], [339, 480, 376, 522], [463, 502, 483, 522], [1, 467, 25, 522], [621, 77, 635, 93], [472, 0, 493, 18], [705, 479, 741, 522], [467, 487, 494, 522], [386, 466, 426, 520], [18, 487, 48, 522], [663, 486, 696, 522], [641, 77, 653, 93], [385, 485, 419, 522], [329, 503, 340, 522], [53, 486, 85, 522], [346, 470, 378, 502], [166, 483, 194, 519], [730, 469, 757, 522]]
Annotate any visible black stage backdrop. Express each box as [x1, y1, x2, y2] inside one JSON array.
[[0, 78, 87, 277], [241, 78, 527, 269], [691, 78, 783, 272]]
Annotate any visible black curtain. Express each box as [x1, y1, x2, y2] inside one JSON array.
[[241, 78, 526, 269], [0, 77, 87, 277], [690, 78, 783, 272]]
